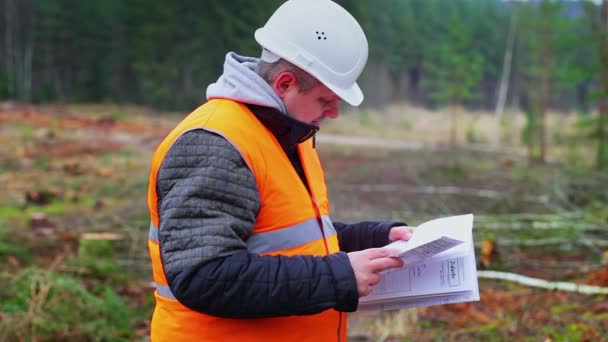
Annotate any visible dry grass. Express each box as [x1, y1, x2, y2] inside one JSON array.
[[321, 102, 600, 168], [329, 102, 582, 146], [0, 268, 54, 342], [59, 102, 591, 163]]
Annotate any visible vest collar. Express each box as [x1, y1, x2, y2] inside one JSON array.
[[247, 105, 319, 150]]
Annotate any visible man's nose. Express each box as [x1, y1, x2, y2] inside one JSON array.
[[324, 101, 340, 119]]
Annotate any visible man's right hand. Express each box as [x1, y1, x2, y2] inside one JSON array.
[[347, 248, 404, 297]]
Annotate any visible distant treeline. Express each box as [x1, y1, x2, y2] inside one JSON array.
[[0, 0, 603, 112]]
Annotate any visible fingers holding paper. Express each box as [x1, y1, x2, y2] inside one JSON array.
[[347, 248, 404, 297], [388, 225, 414, 242]]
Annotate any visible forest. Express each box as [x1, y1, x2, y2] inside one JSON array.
[[0, 0, 603, 109], [2, 0, 608, 168], [1, 0, 608, 341]]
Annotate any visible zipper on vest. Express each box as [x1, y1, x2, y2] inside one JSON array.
[[311, 196, 330, 255], [296, 145, 329, 254], [337, 311, 343, 341], [317, 215, 330, 255]]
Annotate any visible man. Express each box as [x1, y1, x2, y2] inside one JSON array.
[[146, 0, 413, 341]]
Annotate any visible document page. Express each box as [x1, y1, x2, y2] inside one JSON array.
[[358, 214, 480, 311], [387, 236, 463, 265], [361, 254, 475, 303], [397, 214, 473, 256], [359, 289, 480, 311]]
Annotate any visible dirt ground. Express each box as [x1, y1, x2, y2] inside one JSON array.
[[1, 102, 607, 341]]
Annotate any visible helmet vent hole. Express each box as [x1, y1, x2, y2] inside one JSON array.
[[316, 31, 327, 40]]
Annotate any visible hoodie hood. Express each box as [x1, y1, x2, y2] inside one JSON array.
[[206, 52, 287, 114]]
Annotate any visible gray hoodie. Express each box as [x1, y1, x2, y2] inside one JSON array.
[[206, 52, 287, 114]]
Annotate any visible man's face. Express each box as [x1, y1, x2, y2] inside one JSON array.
[[282, 82, 341, 127]]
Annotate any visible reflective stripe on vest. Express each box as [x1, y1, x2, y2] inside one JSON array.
[[247, 216, 336, 254], [149, 222, 159, 242], [149, 216, 336, 254], [148, 217, 337, 301], [153, 282, 176, 300]]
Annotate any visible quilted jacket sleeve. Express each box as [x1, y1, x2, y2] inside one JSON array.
[[333, 220, 407, 252], [156, 129, 359, 318]]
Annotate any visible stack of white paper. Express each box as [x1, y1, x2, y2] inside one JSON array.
[[358, 214, 480, 311]]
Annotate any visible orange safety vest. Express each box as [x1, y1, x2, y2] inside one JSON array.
[[147, 99, 346, 342]]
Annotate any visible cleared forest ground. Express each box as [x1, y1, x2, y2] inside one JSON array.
[[0, 103, 607, 341]]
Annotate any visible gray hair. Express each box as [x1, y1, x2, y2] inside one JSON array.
[[256, 58, 320, 93]]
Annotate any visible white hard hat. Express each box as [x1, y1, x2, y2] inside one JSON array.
[[255, 0, 368, 106]]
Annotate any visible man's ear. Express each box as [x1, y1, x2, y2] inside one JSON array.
[[272, 72, 297, 99]]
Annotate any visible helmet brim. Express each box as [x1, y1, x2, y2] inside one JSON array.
[[325, 81, 364, 107]]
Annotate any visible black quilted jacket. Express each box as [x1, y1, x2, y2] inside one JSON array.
[[155, 104, 405, 318]]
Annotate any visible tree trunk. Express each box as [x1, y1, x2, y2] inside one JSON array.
[[538, 1, 552, 164], [494, 10, 517, 145], [577, 82, 590, 114], [2, 0, 33, 100], [450, 103, 460, 146], [3, 0, 16, 97], [598, 0, 608, 170], [408, 63, 421, 104], [21, 0, 33, 101]]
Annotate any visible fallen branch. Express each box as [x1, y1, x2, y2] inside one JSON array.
[[316, 133, 527, 156], [477, 211, 586, 221], [478, 237, 608, 248], [80, 232, 126, 241], [477, 221, 606, 231], [478, 270, 608, 295], [405, 186, 505, 199], [355, 184, 502, 198], [353, 184, 546, 203]]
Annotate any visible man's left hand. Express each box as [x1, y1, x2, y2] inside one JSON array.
[[388, 226, 414, 242]]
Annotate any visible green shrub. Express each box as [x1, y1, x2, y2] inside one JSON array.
[[67, 239, 130, 285], [465, 122, 486, 143], [0, 241, 30, 263], [0, 267, 135, 342]]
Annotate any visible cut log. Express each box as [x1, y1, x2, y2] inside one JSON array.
[[478, 270, 608, 295]]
